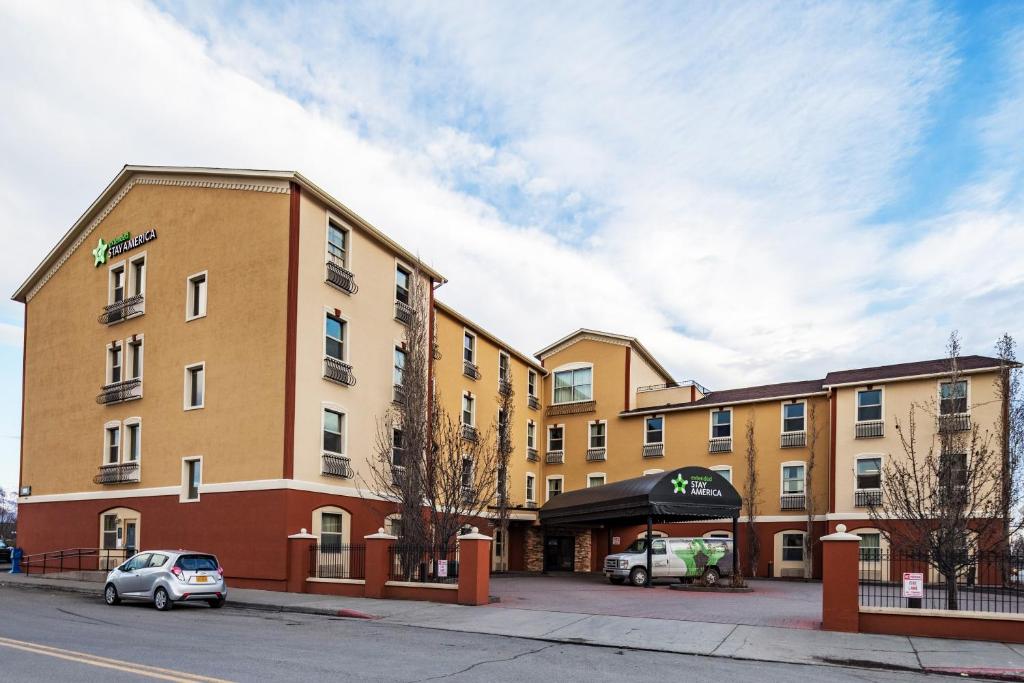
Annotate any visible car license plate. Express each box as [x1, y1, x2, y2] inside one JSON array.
[[196, 575, 209, 583]]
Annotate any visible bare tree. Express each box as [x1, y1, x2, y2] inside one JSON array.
[[995, 334, 1024, 553], [742, 414, 761, 577], [0, 487, 16, 544], [870, 332, 1003, 609], [491, 374, 516, 571], [803, 402, 823, 579]]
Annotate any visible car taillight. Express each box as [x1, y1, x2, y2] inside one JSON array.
[[171, 566, 182, 577], [217, 566, 225, 576]]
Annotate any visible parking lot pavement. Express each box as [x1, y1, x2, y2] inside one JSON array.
[[489, 574, 823, 629]]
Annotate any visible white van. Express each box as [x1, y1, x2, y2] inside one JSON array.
[[603, 536, 735, 586]]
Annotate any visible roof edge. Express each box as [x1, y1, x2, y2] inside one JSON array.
[[434, 299, 546, 373], [535, 328, 675, 383]]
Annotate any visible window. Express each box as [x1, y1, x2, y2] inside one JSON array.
[[527, 421, 536, 449], [857, 389, 882, 422], [109, 343, 122, 383], [782, 533, 804, 562], [548, 425, 564, 452], [940, 380, 968, 415], [782, 464, 805, 494], [126, 422, 140, 462], [498, 351, 510, 382], [325, 314, 346, 361], [547, 477, 563, 500], [184, 458, 201, 501], [461, 392, 475, 426], [463, 331, 476, 364], [102, 514, 117, 549], [712, 409, 732, 438], [525, 474, 536, 503], [392, 428, 404, 466], [128, 339, 143, 379], [782, 402, 805, 433], [461, 457, 474, 490], [105, 425, 120, 464], [385, 515, 403, 538], [327, 219, 348, 267], [940, 451, 968, 493], [393, 347, 406, 386], [711, 466, 732, 484], [186, 272, 208, 320], [589, 422, 606, 448], [588, 474, 606, 488], [323, 409, 344, 454], [185, 363, 205, 409], [395, 265, 410, 304], [130, 255, 146, 297], [856, 457, 881, 490], [859, 532, 881, 561], [645, 416, 663, 444], [553, 367, 592, 404], [110, 265, 125, 304], [321, 512, 343, 552], [528, 370, 537, 398]]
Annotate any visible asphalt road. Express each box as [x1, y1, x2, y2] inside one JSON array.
[[0, 587, 958, 682]]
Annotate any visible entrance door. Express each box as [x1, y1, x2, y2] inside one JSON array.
[[124, 521, 137, 554], [544, 536, 575, 572]]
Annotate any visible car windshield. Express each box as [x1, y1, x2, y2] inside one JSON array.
[[176, 554, 218, 571]]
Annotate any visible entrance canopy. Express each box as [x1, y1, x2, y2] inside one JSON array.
[[539, 467, 742, 527]]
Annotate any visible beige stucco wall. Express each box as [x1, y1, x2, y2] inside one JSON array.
[[832, 372, 1003, 514], [21, 180, 291, 495], [629, 348, 669, 410]]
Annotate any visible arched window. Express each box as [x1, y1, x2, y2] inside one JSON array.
[[311, 506, 353, 579]]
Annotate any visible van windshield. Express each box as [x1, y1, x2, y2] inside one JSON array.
[[625, 539, 649, 553]]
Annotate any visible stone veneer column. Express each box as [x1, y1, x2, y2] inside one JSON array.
[[524, 527, 544, 572], [574, 530, 592, 572]]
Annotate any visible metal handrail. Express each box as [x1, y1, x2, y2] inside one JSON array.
[[21, 546, 138, 575], [96, 377, 142, 405], [98, 294, 145, 325], [636, 379, 711, 395]]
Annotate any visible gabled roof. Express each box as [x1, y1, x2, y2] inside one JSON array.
[[434, 300, 546, 373], [535, 328, 674, 383], [622, 378, 826, 416], [12, 165, 446, 302], [822, 355, 1008, 388]]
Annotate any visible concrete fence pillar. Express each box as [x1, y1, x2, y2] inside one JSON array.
[[457, 527, 492, 606], [364, 528, 397, 599], [286, 529, 317, 594], [821, 523, 862, 633]]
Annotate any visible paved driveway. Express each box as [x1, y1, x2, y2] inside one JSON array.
[[490, 574, 823, 630]]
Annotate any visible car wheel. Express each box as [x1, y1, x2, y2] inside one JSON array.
[[207, 598, 225, 609], [104, 584, 120, 606], [154, 587, 173, 611], [702, 568, 720, 587], [629, 567, 648, 587], [609, 577, 625, 585]]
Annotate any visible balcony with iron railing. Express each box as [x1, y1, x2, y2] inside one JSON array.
[[94, 461, 140, 485], [780, 494, 805, 511], [321, 452, 353, 479], [463, 360, 481, 380], [461, 485, 476, 503], [855, 420, 884, 438], [323, 356, 356, 387], [528, 395, 541, 411], [325, 256, 359, 295], [394, 300, 414, 325], [393, 384, 406, 404], [854, 489, 882, 508], [391, 465, 406, 487], [642, 443, 664, 458], [546, 450, 564, 464], [780, 432, 806, 448], [938, 413, 971, 433], [96, 378, 142, 405], [498, 379, 512, 396], [524, 501, 538, 510], [586, 447, 607, 462], [526, 447, 539, 462], [461, 424, 479, 442], [98, 294, 145, 325], [708, 437, 732, 453]]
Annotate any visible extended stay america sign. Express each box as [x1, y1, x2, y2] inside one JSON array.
[[92, 229, 157, 267]]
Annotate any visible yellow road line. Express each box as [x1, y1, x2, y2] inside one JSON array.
[[0, 635, 233, 682]]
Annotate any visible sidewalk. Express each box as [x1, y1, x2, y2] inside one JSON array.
[[5, 572, 1024, 680]]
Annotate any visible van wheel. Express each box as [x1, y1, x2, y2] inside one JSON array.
[[629, 567, 648, 586], [609, 577, 625, 585], [154, 587, 173, 611], [702, 568, 720, 587], [104, 584, 120, 606]]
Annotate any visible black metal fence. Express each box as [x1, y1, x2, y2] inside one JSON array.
[[388, 544, 459, 584], [308, 543, 365, 580], [858, 550, 1023, 613]]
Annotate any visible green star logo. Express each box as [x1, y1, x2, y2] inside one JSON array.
[[672, 474, 688, 494], [92, 237, 108, 267]]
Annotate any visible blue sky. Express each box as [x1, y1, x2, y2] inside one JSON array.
[[1, 1, 1023, 491]]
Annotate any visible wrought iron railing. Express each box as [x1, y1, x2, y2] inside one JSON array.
[[461, 424, 479, 442], [325, 258, 359, 295], [98, 294, 144, 325], [546, 450, 564, 464], [498, 379, 512, 396], [780, 494, 806, 510], [528, 395, 541, 411], [388, 544, 459, 584], [709, 437, 732, 453], [323, 356, 356, 386], [393, 384, 406, 404], [94, 462, 140, 485], [856, 421, 884, 438], [321, 453, 352, 479], [855, 489, 882, 508], [587, 447, 607, 461], [939, 413, 972, 433], [858, 550, 1024, 613], [642, 443, 664, 458], [780, 432, 806, 448], [21, 547, 137, 575], [394, 301, 414, 325], [391, 465, 406, 488], [463, 360, 481, 380], [309, 542, 365, 579], [96, 378, 142, 405], [526, 448, 539, 462]]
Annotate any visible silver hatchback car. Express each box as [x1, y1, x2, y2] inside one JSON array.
[[104, 550, 227, 611]]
